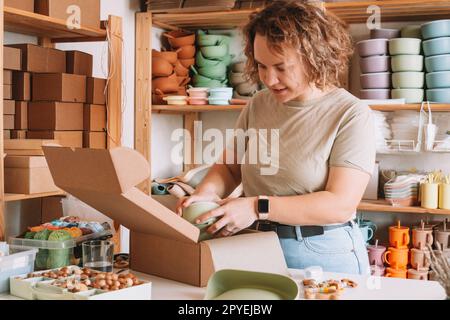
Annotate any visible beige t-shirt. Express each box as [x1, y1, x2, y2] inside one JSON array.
[[233, 88, 376, 197]]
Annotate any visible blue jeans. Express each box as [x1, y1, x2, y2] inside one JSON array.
[[279, 221, 370, 275]]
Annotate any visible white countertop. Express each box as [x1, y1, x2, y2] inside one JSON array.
[[0, 268, 446, 300]]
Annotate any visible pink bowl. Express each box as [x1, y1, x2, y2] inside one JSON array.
[[360, 55, 390, 73], [360, 72, 391, 89], [357, 39, 389, 57], [360, 89, 391, 99], [188, 98, 208, 105]]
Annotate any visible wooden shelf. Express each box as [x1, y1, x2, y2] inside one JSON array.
[[4, 191, 66, 202], [152, 0, 450, 29], [152, 104, 246, 113], [152, 104, 450, 114], [370, 104, 450, 112], [4, 6, 107, 42], [358, 199, 450, 215]]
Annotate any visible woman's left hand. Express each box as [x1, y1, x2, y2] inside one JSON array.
[[195, 197, 258, 237]]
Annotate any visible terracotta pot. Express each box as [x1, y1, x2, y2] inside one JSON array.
[[174, 60, 189, 77], [177, 87, 188, 96], [152, 56, 174, 77], [164, 30, 195, 49], [152, 49, 177, 65], [152, 73, 179, 94], [152, 89, 166, 104], [177, 45, 196, 59], [179, 58, 195, 69], [177, 76, 191, 87]]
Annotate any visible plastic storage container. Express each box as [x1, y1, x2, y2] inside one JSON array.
[[9, 228, 113, 271], [0, 247, 37, 293]]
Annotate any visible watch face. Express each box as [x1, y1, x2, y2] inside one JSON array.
[[258, 199, 269, 213]]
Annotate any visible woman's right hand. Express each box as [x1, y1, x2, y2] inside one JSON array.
[[176, 191, 221, 216]]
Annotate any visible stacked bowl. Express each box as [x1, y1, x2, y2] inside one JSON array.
[[193, 30, 233, 88], [358, 30, 394, 100], [208, 87, 233, 105], [389, 36, 424, 103], [152, 49, 186, 104], [186, 87, 209, 105], [422, 20, 450, 103], [229, 61, 259, 100]]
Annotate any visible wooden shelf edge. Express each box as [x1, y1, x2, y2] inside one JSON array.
[[4, 190, 67, 202], [358, 200, 450, 215], [151, 103, 450, 114], [4, 6, 107, 41], [152, 104, 246, 113]]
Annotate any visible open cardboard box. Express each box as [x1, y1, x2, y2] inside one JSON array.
[[43, 147, 288, 287]]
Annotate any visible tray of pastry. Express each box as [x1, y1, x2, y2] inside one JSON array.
[[10, 266, 152, 300]]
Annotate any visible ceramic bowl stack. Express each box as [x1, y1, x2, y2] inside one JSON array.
[[229, 61, 259, 100], [384, 174, 423, 206], [422, 20, 450, 103], [372, 111, 392, 152], [208, 87, 233, 105], [193, 30, 233, 88], [390, 110, 423, 150], [389, 36, 424, 103], [186, 87, 209, 105], [152, 49, 188, 104], [358, 30, 394, 100]]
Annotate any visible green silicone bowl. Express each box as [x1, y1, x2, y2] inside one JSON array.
[[425, 54, 450, 72], [205, 269, 299, 300], [389, 38, 422, 55], [426, 88, 450, 102], [391, 55, 423, 72], [426, 71, 450, 88], [392, 72, 424, 89], [423, 37, 450, 56]]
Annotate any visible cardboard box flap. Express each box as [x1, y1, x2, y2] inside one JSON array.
[[43, 146, 200, 243], [204, 232, 289, 276]]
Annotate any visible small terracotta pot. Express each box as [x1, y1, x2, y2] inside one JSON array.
[[177, 45, 196, 59], [179, 58, 195, 69], [174, 60, 189, 77], [164, 30, 195, 49], [152, 56, 174, 77], [152, 49, 177, 64], [152, 73, 179, 94]]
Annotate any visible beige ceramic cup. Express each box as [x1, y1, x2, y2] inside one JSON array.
[[410, 248, 431, 270], [407, 268, 429, 280], [434, 229, 450, 250], [412, 227, 434, 250]]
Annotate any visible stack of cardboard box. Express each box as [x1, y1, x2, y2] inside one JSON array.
[[4, 44, 107, 149], [3, 46, 21, 138]]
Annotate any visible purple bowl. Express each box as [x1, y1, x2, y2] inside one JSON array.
[[360, 72, 391, 89], [360, 89, 391, 99], [360, 55, 391, 73], [357, 39, 389, 57], [370, 28, 401, 40]]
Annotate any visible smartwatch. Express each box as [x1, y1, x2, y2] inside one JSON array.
[[257, 195, 270, 220]]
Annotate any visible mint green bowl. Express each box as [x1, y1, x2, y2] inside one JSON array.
[[423, 37, 450, 56], [425, 54, 450, 72], [391, 88, 424, 103], [391, 55, 423, 72], [204, 269, 299, 300], [426, 71, 450, 88], [426, 88, 450, 102], [389, 38, 422, 55], [392, 72, 424, 89], [421, 20, 450, 40]]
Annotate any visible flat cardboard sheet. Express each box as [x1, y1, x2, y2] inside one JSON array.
[[204, 232, 288, 275]]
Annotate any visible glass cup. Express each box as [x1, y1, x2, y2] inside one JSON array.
[[82, 240, 114, 272]]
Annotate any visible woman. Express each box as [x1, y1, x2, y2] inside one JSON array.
[[177, 0, 375, 275]]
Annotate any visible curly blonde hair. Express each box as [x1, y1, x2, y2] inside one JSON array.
[[242, 0, 353, 89]]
